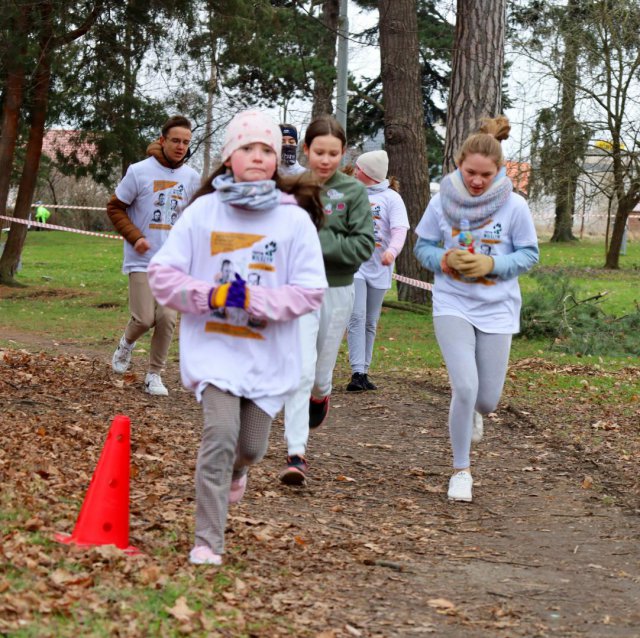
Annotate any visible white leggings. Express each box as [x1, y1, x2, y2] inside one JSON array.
[[283, 284, 355, 456], [434, 315, 512, 470]]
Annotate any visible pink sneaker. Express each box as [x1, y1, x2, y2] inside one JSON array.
[[189, 546, 222, 565], [229, 474, 248, 504]]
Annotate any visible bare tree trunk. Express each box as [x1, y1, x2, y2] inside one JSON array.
[[442, 0, 506, 174], [551, 0, 581, 242], [202, 38, 218, 178], [0, 6, 31, 216], [379, 0, 431, 304], [0, 1, 101, 284], [0, 3, 53, 285], [311, 0, 339, 118], [605, 190, 640, 269]]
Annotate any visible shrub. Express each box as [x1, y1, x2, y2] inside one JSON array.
[[520, 271, 640, 356]]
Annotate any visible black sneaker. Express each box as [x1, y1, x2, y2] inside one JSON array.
[[346, 372, 367, 392], [363, 374, 377, 390], [309, 395, 330, 429], [279, 455, 308, 485]]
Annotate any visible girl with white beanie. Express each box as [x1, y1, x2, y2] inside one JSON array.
[[148, 110, 327, 565], [346, 150, 410, 392], [414, 116, 538, 503]]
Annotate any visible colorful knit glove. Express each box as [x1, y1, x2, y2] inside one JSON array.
[[209, 274, 250, 310]]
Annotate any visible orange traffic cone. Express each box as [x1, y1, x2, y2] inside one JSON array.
[[56, 414, 139, 554]]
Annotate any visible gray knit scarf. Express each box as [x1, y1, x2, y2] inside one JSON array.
[[439, 167, 512, 226], [212, 173, 280, 210]]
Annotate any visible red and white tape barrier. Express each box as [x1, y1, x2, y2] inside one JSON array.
[[0, 215, 123, 240], [392, 273, 433, 291], [2, 213, 433, 291]]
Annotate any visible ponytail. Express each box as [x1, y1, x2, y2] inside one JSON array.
[[455, 115, 511, 169]]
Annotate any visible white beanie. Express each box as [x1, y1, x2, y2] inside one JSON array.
[[356, 150, 388, 183], [221, 110, 282, 164]]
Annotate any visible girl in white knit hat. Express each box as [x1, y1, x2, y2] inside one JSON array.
[[345, 150, 410, 392], [148, 110, 328, 565]]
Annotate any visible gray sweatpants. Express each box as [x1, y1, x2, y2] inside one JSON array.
[[434, 316, 512, 470], [346, 278, 387, 374], [195, 385, 272, 553]]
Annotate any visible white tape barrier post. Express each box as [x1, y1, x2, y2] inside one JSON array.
[[0, 215, 123, 240]]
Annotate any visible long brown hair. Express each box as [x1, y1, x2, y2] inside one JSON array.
[[455, 115, 511, 169], [190, 164, 324, 230], [304, 116, 347, 149]]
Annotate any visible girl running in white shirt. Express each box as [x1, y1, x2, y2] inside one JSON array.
[[345, 150, 410, 392], [148, 110, 327, 565], [414, 116, 539, 503]]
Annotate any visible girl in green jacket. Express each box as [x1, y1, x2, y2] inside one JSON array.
[[280, 116, 375, 485]]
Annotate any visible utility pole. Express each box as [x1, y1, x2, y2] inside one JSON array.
[[335, 0, 349, 132]]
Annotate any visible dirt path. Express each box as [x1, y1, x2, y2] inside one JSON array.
[[1, 337, 639, 637]]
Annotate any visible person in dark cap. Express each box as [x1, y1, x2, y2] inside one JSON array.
[[279, 123, 306, 176]]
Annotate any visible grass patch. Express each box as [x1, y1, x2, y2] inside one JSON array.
[[2, 231, 639, 369]]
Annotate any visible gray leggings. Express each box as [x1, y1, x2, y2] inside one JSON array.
[[347, 278, 387, 374], [434, 316, 512, 469], [195, 385, 272, 553]]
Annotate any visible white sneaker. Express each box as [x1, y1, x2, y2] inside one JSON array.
[[189, 546, 222, 565], [112, 335, 135, 374], [144, 372, 168, 396], [471, 411, 484, 443], [448, 471, 473, 502]]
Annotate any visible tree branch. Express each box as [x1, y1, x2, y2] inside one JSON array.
[[55, 1, 104, 47]]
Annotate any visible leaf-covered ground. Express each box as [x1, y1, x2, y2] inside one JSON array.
[[1, 341, 639, 637]]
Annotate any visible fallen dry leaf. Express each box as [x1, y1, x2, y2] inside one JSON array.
[[427, 598, 456, 610], [166, 596, 195, 622]]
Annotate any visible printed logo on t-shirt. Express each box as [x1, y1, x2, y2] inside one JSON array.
[[250, 240, 277, 272], [326, 188, 344, 200], [481, 221, 503, 244], [149, 180, 186, 230], [204, 322, 265, 340], [208, 238, 274, 334], [210, 231, 267, 256], [371, 202, 382, 246], [153, 180, 178, 193]]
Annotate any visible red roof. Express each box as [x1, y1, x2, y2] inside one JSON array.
[[506, 160, 531, 195], [42, 130, 96, 166]]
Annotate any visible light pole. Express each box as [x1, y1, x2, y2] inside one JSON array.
[[336, 0, 349, 133]]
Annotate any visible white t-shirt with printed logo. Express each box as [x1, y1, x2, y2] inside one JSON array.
[[149, 192, 328, 417], [415, 191, 538, 333], [355, 184, 410, 289], [115, 156, 200, 274]]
